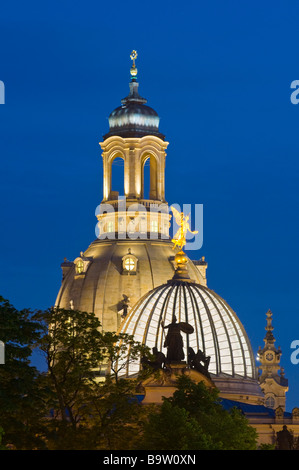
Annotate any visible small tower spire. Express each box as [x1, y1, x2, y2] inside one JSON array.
[[257, 310, 288, 410], [264, 309, 275, 344], [120, 50, 147, 105]]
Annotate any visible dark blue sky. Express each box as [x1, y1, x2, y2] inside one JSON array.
[[1, 1, 299, 410]]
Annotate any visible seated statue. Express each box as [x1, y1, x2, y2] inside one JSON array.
[[188, 347, 211, 378], [141, 347, 166, 370]]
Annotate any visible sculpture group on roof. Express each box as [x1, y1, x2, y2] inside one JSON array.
[[141, 314, 211, 379]]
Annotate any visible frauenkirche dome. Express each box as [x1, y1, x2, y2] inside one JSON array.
[[55, 50, 207, 334]]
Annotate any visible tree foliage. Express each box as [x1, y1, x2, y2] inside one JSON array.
[[138, 400, 215, 450], [0, 297, 258, 450], [33, 306, 151, 449], [139, 375, 258, 450], [33, 306, 105, 427], [0, 296, 47, 449]]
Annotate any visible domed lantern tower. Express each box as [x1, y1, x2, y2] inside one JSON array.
[[97, 50, 170, 242], [55, 51, 205, 333]]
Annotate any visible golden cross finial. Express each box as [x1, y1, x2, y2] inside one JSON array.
[[130, 50, 138, 66], [130, 50, 138, 78]]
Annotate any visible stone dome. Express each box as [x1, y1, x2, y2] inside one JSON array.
[[55, 239, 206, 333], [117, 275, 257, 381]]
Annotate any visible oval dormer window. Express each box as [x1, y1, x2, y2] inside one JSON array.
[[124, 257, 136, 272], [122, 250, 138, 275], [76, 259, 84, 274]]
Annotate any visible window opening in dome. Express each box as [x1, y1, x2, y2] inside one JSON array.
[[124, 257, 135, 271], [122, 250, 138, 275], [75, 259, 84, 274]]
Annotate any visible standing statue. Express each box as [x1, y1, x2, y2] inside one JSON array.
[[276, 425, 294, 450], [161, 315, 194, 362]]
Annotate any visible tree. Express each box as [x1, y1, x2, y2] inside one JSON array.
[[34, 306, 151, 450], [33, 307, 106, 429], [3, 298, 256, 451], [170, 375, 257, 449], [102, 330, 150, 383], [0, 296, 47, 449], [79, 330, 152, 450], [138, 400, 215, 450], [138, 375, 258, 450], [81, 376, 150, 450]]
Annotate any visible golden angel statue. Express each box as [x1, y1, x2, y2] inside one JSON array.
[[171, 206, 198, 250]]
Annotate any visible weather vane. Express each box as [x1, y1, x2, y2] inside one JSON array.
[[130, 50, 138, 79], [171, 206, 198, 250]]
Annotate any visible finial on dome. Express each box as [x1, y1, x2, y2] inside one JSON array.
[[171, 249, 193, 282], [130, 50, 138, 81]]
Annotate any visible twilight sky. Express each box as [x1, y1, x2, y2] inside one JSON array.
[[1, 1, 299, 410]]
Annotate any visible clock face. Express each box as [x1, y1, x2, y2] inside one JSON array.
[[266, 352, 274, 361]]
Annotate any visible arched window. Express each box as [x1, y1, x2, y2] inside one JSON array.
[[142, 154, 158, 200], [110, 156, 125, 199], [76, 259, 84, 274], [265, 395, 275, 409]]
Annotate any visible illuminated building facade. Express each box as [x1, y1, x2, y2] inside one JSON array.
[[55, 52, 299, 447]]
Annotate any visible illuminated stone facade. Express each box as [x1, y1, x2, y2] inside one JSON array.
[[55, 52, 299, 447], [55, 55, 206, 332]]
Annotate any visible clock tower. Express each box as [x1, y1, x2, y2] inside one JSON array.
[[258, 310, 288, 410]]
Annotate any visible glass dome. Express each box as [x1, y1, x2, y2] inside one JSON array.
[[117, 280, 256, 379]]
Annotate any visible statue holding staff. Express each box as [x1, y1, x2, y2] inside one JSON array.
[[161, 315, 194, 362]]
